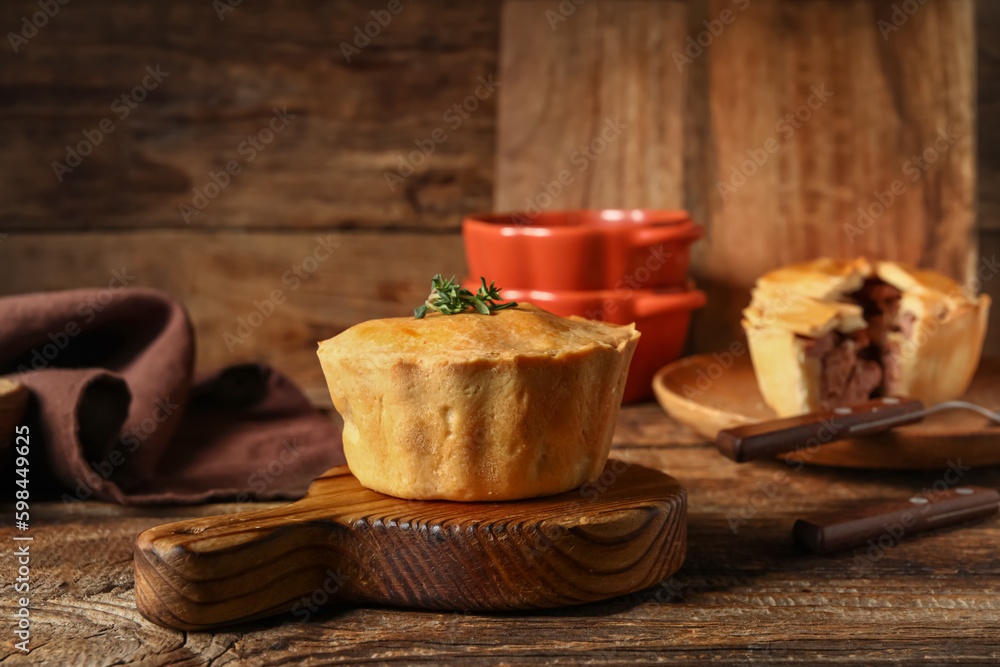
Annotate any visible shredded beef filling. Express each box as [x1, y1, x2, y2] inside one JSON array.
[[799, 278, 913, 408], [853, 279, 902, 347], [801, 330, 882, 408]]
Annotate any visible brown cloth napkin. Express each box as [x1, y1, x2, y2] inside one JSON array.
[[0, 288, 344, 504]]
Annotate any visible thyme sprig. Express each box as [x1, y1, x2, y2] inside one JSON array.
[[414, 275, 518, 319]]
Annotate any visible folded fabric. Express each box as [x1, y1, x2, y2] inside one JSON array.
[[0, 288, 344, 504]]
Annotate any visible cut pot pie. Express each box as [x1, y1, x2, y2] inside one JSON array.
[[317, 303, 640, 501], [742, 258, 990, 417]]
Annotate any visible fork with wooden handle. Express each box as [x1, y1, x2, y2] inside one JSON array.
[[716, 397, 1000, 463]]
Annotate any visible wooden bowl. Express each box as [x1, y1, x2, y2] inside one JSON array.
[[653, 354, 1000, 469]]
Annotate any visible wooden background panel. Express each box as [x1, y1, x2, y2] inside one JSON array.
[[976, 0, 1000, 356], [495, 0, 688, 212], [0, 117, 494, 231], [0, 0, 997, 394], [0, 232, 466, 404], [0, 0, 495, 404], [982, 0, 1000, 233], [691, 0, 976, 350], [977, 230, 1000, 360], [0, 0, 501, 231], [494, 0, 979, 354]]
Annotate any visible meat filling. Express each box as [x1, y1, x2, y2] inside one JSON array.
[[852, 278, 902, 348], [801, 330, 882, 408], [800, 278, 914, 408]]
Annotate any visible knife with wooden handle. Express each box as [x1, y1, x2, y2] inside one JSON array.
[[793, 486, 1000, 554], [716, 397, 927, 462]]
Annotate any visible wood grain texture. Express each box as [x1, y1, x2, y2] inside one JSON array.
[[495, 0, 687, 212], [979, 0, 1000, 232], [0, 231, 466, 405], [980, 231, 1000, 359], [979, 1, 1000, 358], [1, 0, 995, 395], [654, 354, 1000, 469], [4, 404, 1000, 665], [688, 0, 978, 351], [493, 0, 978, 354], [134, 461, 687, 630], [0, 0, 500, 231]]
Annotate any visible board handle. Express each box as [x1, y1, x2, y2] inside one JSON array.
[[715, 397, 925, 462], [134, 466, 355, 630], [793, 486, 1000, 554]]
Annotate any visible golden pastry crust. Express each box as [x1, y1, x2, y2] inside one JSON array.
[[317, 304, 640, 501], [755, 257, 871, 303], [876, 261, 990, 405], [746, 257, 871, 337], [743, 291, 867, 338], [743, 258, 989, 416], [743, 325, 820, 416]]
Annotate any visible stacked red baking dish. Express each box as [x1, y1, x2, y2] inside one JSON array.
[[462, 209, 706, 403]]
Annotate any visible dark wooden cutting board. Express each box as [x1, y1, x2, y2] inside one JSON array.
[[134, 460, 687, 631]]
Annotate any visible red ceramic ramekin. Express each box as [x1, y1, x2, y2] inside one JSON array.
[[473, 283, 706, 403], [463, 209, 703, 292]]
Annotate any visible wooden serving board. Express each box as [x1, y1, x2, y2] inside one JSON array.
[[134, 460, 686, 631], [653, 355, 1000, 469]]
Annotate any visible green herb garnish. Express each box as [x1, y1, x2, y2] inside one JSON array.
[[414, 275, 518, 319]]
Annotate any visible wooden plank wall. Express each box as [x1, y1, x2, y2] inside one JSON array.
[[979, 0, 1000, 358], [495, 0, 688, 212], [0, 0, 997, 404], [497, 0, 978, 352], [0, 0, 498, 403], [695, 0, 978, 349]]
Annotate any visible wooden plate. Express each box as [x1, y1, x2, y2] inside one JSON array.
[[653, 354, 1000, 469], [135, 460, 687, 630]]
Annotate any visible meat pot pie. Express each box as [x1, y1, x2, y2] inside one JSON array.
[[742, 258, 989, 417], [318, 303, 640, 501]]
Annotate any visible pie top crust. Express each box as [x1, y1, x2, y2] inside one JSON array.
[[744, 257, 984, 338], [319, 302, 639, 361]]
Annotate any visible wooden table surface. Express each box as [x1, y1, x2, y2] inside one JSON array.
[[3, 403, 1000, 665]]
